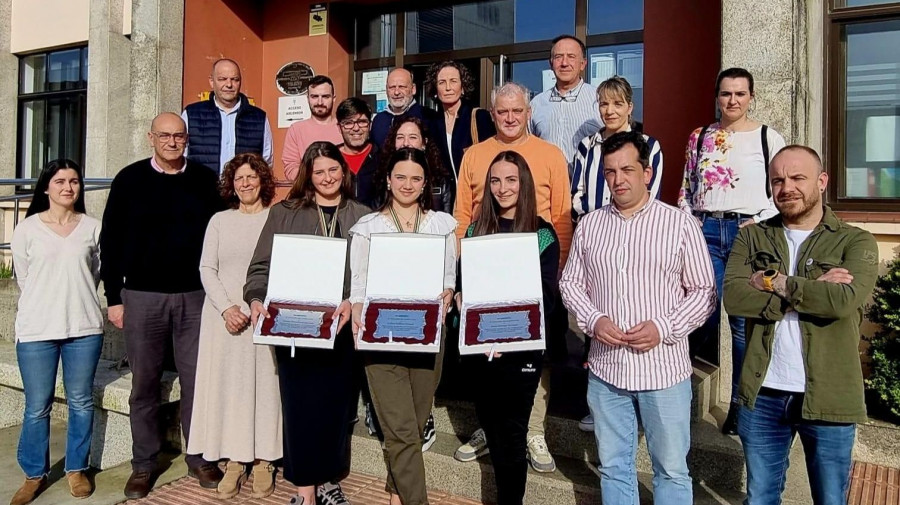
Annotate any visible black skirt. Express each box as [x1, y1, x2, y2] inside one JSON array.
[[275, 325, 356, 486]]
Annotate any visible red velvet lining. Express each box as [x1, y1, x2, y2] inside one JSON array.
[[260, 302, 336, 339], [463, 304, 542, 346], [361, 301, 439, 346]]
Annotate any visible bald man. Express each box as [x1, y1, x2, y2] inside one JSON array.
[[100, 112, 224, 499], [182, 58, 273, 174], [371, 67, 437, 148]]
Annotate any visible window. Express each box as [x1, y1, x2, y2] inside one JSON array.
[[587, 0, 643, 35], [826, 3, 900, 210], [17, 47, 88, 179]]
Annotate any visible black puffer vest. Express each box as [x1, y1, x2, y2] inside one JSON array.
[[184, 93, 266, 172]]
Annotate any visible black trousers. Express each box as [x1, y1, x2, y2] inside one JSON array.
[[472, 350, 543, 505], [122, 289, 207, 471]]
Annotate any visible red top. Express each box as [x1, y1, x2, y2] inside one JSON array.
[[341, 144, 373, 175]]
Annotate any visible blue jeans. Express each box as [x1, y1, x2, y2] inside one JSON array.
[[697, 215, 746, 403], [738, 389, 855, 505], [16, 334, 102, 478], [587, 373, 693, 505]]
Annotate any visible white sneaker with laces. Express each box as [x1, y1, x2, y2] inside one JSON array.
[[578, 414, 594, 432], [526, 434, 556, 472], [454, 428, 488, 462]]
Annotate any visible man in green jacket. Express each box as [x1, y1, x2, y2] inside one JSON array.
[[723, 145, 878, 505]]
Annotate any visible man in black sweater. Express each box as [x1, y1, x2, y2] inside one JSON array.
[[100, 112, 224, 499]]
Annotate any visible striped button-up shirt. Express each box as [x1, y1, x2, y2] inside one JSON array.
[[530, 80, 602, 174], [560, 199, 716, 391], [571, 128, 664, 219]]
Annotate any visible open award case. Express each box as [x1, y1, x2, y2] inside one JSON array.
[[253, 234, 347, 353], [458, 233, 545, 355], [357, 233, 446, 353]]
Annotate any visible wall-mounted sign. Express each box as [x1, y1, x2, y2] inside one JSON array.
[[278, 95, 311, 128], [310, 3, 327, 37], [361, 70, 388, 95], [276, 62, 315, 96]]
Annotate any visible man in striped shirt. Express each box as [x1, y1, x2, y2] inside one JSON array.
[[560, 131, 716, 505]]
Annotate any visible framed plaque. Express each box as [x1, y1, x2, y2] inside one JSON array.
[[357, 233, 447, 353], [253, 234, 346, 350], [458, 233, 546, 355]]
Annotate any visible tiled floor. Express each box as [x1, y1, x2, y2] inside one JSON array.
[[848, 462, 900, 505], [124, 470, 485, 505]]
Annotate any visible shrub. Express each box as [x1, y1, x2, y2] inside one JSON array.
[[865, 254, 900, 421]]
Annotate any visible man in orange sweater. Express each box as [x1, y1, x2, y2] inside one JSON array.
[[454, 82, 572, 263], [452, 81, 572, 474]]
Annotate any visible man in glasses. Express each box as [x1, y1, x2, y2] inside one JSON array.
[[529, 35, 602, 176], [100, 112, 224, 499], [182, 58, 273, 174], [371, 67, 436, 148], [336, 97, 380, 207]]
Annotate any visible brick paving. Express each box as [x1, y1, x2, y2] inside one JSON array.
[[849, 462, 900, 505], [123, 470, 484, 505]]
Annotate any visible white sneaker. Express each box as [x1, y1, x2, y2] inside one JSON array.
[[526, 435, 556, 472], [454, 428, 489, 462], [578, 414, 594, 432]]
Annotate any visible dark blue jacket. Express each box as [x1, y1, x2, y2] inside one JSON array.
[[428, 100, 495, 177], [183, 93, 267, 173], [371, 102, 437, 150]]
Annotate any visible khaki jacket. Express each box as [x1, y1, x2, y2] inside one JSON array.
[[723, 206, 878, 423]]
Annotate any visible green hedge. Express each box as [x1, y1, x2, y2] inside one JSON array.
[[865, 254, 900, 421]]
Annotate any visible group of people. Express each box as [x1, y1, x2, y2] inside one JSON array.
[[9, 33, 878, 505]]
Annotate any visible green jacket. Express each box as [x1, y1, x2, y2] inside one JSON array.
[[723, 206, 878, 423]]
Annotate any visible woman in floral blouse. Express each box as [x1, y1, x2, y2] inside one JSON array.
[[677, 67, 785, 435]]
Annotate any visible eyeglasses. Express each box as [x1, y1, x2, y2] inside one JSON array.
[[549, 82, 583, 103], [339, 118, 371, 130], [152, 131, 188, 143]]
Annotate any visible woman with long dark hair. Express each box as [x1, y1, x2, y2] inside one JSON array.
[[10, 159, 102, 504], [461, 151, 559, 505], [379, 116, 453, 214], [244, 141, 370, 505], [187, 153, 281, 499], [349, 148, 457, 505]]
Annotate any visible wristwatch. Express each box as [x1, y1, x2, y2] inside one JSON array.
[[762, 269, 779, 292]]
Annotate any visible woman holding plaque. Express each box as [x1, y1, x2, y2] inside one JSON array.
[[460, 151, 559, 505], [10, 160, 102, 504], [349, 147, 457, 505], [187, 153, 280, 499], [245, 141, 370, 505]]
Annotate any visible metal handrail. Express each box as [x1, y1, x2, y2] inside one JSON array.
[[0, 178, 113, 251]]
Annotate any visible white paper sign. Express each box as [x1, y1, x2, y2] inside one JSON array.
[[459, 233, 546, 355], [357, 233, 447, 352], [542, 69, 557, 92], [361, 70, 388, 95], [254, 234, 347, 350], [278, 95, 311, 128]]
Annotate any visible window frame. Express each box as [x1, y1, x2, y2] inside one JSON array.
[[15, 45, 89, 180], [825, 1, 900, 212]]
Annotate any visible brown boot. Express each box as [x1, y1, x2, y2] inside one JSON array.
[[67, 471, 93, 499], [249, 460, 275, 499], [216, 461, 247, 500], [9, 477, 46, 505]]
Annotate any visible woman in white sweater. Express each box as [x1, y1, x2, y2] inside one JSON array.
[[350, 147, 457, 505], [10, 159, 103, 505]]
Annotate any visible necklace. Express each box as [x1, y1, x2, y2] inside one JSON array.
[[389, 205, 420, 233], [317, 204, 339, 238]]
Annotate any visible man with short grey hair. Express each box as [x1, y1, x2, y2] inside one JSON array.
[[371, 67, 436, 148]]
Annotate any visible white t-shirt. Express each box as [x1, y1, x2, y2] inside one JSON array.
[[762, 227, 814, 392]]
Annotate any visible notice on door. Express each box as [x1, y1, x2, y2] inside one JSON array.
[[310, 3, 327, 36], [278, 95, 311, 128]]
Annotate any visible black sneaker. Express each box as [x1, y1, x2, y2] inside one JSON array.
[[422, 413, 436, 452], [365, 402, 376, 436], [317, 481, 350, 505]]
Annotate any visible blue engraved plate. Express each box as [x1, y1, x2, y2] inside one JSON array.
[[477, 310, 532, 342], [374, 309, 428, 340], [271, 309, 324, 336]]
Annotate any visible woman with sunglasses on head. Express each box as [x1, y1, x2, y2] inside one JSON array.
[[244, 141, 371, 505], [459, 150, 559, 505], [678, 67, 786, 435], [10, 160, 103, 505], [349, 148, 457, 505]]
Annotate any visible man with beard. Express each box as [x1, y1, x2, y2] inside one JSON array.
[[371, 68, 435, 148], [182, 59, 273, 174], [336, 97, 379, 207], [282, 75, 343, 181], [723, 145, 878, 505]]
